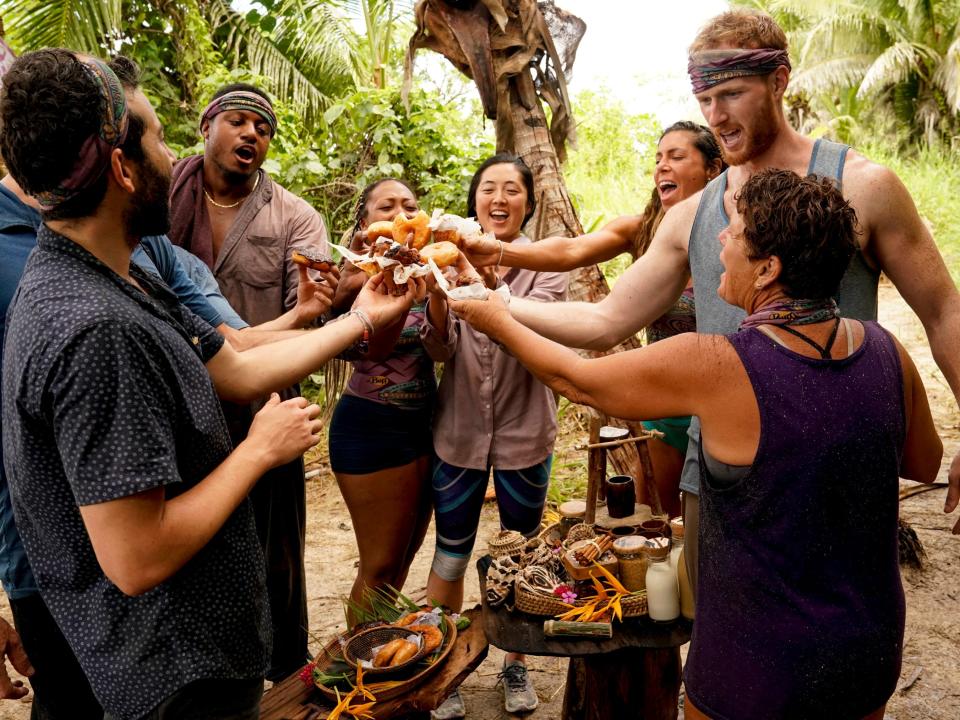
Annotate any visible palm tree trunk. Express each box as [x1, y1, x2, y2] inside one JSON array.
[[506, 71, 655, 508]]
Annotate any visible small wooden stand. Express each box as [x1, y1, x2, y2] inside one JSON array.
[[260, 607, 488, 719], [583, 415, 665, 520]]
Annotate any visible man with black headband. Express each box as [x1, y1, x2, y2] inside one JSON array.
[[0, 50, 413, 718], [168, 83, 334, 679], [463, 8, 960, 562]]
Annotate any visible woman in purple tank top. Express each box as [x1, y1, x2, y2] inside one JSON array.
[[450, 169, 943, 719]]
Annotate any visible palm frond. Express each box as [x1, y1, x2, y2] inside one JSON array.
[[206, 0, 355, 123], [932, 30, 960, 112], [790, 54, 873, 95], [858, 41, 927, 96], [0, 0, 122, 54]]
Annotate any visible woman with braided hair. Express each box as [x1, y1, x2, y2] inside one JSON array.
[[328, 178, 434, 616]]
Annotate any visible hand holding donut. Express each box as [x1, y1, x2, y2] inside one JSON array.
[[459, 232, 502, 268], [353, 273, 416, 330], [449, 288, 511, 338]]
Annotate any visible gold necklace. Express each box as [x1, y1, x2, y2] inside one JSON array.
[[203, 172, 261, 209]]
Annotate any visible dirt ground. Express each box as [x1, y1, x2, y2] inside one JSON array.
[[0, 280, 957, 718]]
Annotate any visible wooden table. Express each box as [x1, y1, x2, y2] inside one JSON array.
[[260, 606, 488, 720], [479, 560, 691, 720]]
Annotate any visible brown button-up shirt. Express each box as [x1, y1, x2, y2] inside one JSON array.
[[212, 177, 328, 325], [421, 235, 567, 470]]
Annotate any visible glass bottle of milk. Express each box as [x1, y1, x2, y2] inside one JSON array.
[[645, 540, 680, 621]]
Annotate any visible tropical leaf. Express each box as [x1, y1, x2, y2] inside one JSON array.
[[859, 41, 934, 96], [0, 0, 122, 54]]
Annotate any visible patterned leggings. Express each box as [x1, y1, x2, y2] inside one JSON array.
[[430, 457, 552, 581]]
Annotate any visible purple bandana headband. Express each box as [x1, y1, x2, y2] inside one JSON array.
[[34, 57, 129, 211], [687, 48, 791, 94], [200, 91, 277, 136]]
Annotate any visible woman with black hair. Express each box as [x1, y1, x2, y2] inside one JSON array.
[[420, 154, 567, 718], [461, 122, 724, 518]]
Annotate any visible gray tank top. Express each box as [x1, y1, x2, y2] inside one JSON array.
[[680, 138, 881, 494]]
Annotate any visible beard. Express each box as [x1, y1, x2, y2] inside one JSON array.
[[124, 155, 171, 246], [715, 91, 779, 166]]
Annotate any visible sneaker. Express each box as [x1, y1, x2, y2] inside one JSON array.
[[431, 688, 465, 720], [498, 660, 539, 713]]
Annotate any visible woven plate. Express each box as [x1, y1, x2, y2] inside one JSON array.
[[313, 615, 458, 703], [344, 626, 427, 676]]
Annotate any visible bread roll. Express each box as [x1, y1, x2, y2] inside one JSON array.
[[389, 640, 419, 666], [373, 638, 408, 667]]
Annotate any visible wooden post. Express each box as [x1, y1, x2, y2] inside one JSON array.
[[637, 440, 663, 517], [585, 415, 602, 525]]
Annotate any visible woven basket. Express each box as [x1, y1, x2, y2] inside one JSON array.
[[313, 615, 458, 703], [538, 522, 563, 546], [488, 530, 526, 558], [343, 626, 427, 676], [514, 583, 647, 618]]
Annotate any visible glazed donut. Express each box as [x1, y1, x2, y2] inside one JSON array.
[[393, 210, 431, 249], [419, 241, 459, 268], [290, 248, 334, 272], [366, 220, 395, 242], [407, 624, 443, 654]]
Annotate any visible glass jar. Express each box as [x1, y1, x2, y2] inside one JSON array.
[[612, 536, 648, 592], [645, 542, 679, 622], [558, 500, 587, 539]]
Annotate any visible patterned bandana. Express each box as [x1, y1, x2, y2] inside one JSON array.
[[740, 298, 839, 330], [200, 91, 277, 136], [34, 57, 129, 211], [688, 48, 791, 94]]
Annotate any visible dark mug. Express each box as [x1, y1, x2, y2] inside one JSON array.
[[605, 475, 635, 519], [610, 525, 637, 538]]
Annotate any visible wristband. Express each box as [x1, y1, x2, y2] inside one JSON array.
[[497, 240, 504, 268]]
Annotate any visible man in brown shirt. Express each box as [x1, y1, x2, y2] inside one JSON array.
[[168, 83, 334, 679]]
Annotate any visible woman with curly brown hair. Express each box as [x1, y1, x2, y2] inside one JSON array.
[[451, 169, 942, 720]]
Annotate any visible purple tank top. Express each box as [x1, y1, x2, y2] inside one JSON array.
[[685, 322, 906, 720]]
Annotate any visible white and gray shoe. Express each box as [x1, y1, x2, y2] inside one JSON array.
[[499, 661, 539, 713], [431, 688, 465, 720]]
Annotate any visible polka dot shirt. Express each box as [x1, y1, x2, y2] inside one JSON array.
[[2, 226, 270, 719]]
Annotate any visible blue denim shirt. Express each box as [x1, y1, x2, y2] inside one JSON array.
[[0, 186, 240, 598]]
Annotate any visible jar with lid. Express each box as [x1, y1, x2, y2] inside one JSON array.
[[644, 539, 679, 621], [612, 536, 648, 592], [558, 500, 587, 539]]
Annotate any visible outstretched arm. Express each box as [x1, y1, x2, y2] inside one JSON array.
[[206, 274, 414, 402], [852, 157, 960, 532], [447, 292, 705, 421], [506, 195, 697, 350], [461, 215, 641, 271]]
